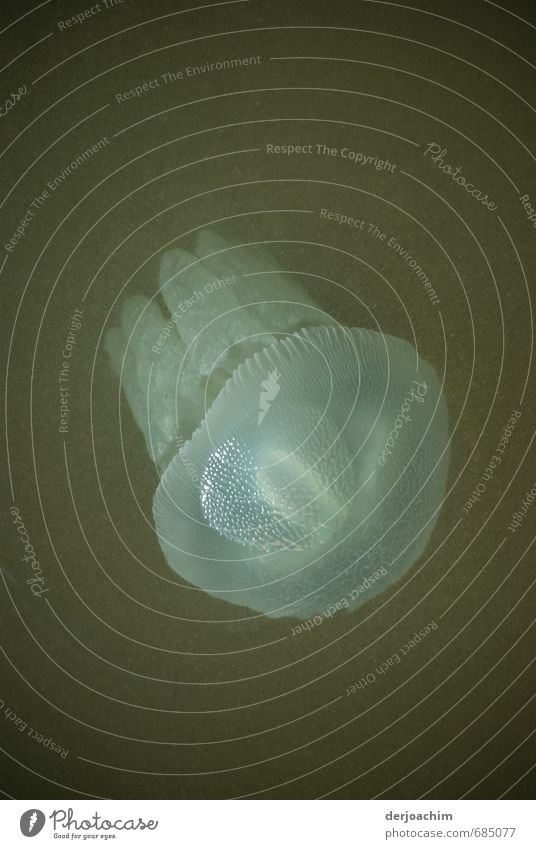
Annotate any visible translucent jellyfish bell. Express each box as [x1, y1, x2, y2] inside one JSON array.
[[153, 324, 449, 618], [105, 230, 450, 620]]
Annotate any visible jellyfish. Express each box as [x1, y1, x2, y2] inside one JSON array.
[[104, 230, 450, 620]]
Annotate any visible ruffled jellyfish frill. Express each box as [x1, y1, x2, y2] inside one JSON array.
[[105, 230, 450, 620]]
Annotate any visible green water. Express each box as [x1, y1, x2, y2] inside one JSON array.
[[1, 0, 535, 799]]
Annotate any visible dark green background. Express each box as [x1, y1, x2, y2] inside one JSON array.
[[1, 0, 535, 799]]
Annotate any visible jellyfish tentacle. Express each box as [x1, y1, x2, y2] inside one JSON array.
[[105, 294, 186, 470], [194, 229, 327, 333], [158, 245, 273, 377], [156, 230, 328, 429]]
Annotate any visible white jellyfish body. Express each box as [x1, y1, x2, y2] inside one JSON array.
[[105, 231, 450, 619]]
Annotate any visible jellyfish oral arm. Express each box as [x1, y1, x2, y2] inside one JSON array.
[[104, 230, 325, 471]]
